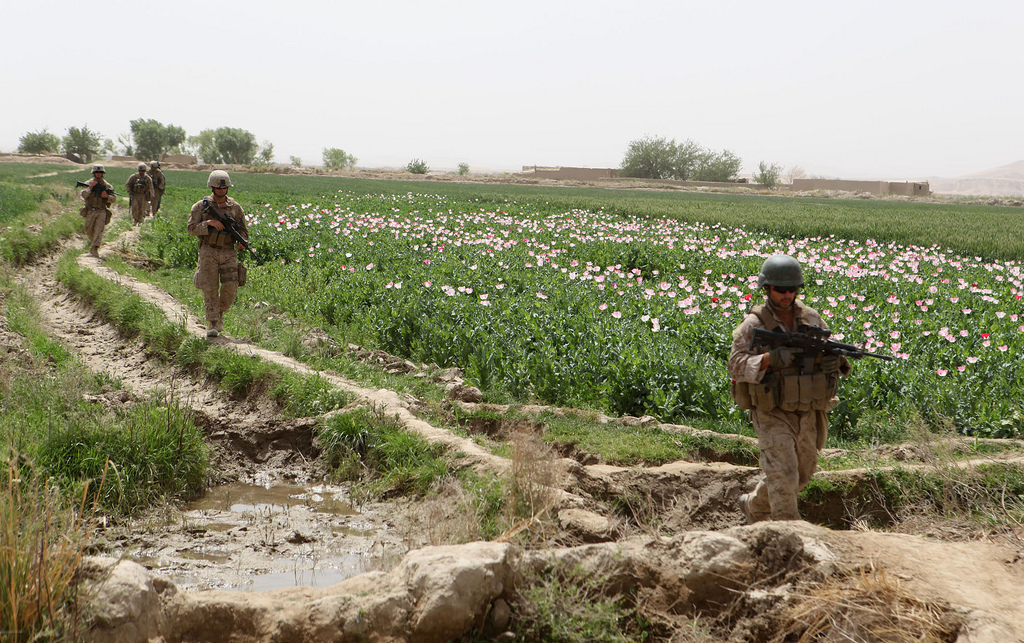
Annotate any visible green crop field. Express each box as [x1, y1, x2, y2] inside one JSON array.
[[5, 163, 1022, 442]]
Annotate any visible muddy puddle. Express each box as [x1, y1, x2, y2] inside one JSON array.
[[113, 481, 408, 592]]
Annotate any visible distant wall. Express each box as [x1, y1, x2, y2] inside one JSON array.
[[792, 178, 930, 196], [518, 166, 620, 180], [161, 154, 197, 165]]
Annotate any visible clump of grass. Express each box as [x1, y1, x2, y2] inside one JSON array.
[[31, 396, 209, 514], [509, 559, 641, 643], [0, 460, 98, 642], [319, 405, 453, 499], [781, 564, 962, 642]]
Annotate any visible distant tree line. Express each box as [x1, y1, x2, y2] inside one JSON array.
[[17, 119, 276, 166]]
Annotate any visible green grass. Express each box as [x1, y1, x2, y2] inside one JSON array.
[[318, 406, 454, 497], [1, 284, 209, 515]]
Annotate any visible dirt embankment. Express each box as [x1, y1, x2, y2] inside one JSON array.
[[12, 202, 1024, 642]]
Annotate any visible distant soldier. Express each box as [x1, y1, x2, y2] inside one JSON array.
[[125, 162, 155, 225], [79, 164, 116, 257], [147, 160, 166, 215], [187, 170, 250, 338]]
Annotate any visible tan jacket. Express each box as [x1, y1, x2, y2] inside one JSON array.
[[187, 196, 249, 249]]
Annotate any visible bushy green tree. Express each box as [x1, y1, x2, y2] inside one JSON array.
[[62, 125, 102, 163], [130, 118, 186, 161], [322, 148, 357, 170], [457, 162, 470, 176], [406, 158, 429, 174], [619, 136, 702, 180], [692, 149, 742, 182], [290, 156, 302, 167], [753, 161, 783, 188], [188, 127, 259, 164], [18, 129, 61, 154]]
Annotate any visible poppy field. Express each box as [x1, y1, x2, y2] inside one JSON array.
[[141, 175, 1024, 442]]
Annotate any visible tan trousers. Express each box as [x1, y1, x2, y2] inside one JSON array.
[[83, 208, 108, 253], [746, 407, 823, 520], [193, 244, 238, 327]]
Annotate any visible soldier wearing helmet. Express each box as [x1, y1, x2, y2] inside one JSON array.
[[147, 160, 166, 216], [727, 254, 851, 523], [125, 162, 155, 225], [187, 170, 250, 338], [79, 164, 116, 257]]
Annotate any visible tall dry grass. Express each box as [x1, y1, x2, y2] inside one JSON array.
[[0, 460, 100, 642]]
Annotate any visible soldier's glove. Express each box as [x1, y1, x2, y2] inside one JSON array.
[[768, 346, 802, 368], [820, 355, 841, 373]]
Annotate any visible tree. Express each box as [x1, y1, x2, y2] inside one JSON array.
[[62, 125, 103, 163], [130, 118, 186, 161], [619, 136, 702, 180], [692, 149, 742, 182], [18, 129, 61, 154], [406, 158, 429, 174], [322, 147, 357, 170], [290, 156, 302, 167], [753, 161, 783, 188], [188, 127, 260, 165], [785, 165, 807, 183], [457, 163, 470, 176], [256, 141, 274, 165]]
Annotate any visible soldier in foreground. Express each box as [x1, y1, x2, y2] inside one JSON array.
[[79, 164, 116, 258], [727, 254, 851, 522], [125, 162, 155, 225], [147, 160, 166, 215], [187, 170, 250, 338]]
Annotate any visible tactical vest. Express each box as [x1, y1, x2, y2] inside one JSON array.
[[730, 303, 838, 413], [129, 175, 149, 194], [83, 183, 114, 210], [201, 198, 237, 248]]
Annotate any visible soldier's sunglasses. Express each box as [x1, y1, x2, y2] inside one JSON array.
[[771, 286, 799, 294]]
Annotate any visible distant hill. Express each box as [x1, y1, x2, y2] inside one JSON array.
[[930, 160, 1024, 197]]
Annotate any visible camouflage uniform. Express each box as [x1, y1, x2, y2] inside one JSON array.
[[147, 166, 166, 215], [727, 299, 850, 521], [80, 179, 116, 256], [125, 171, 155, 225], [187, 196, 248, 333]]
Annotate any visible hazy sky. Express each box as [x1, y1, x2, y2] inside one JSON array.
[[5, 0, 1021, 179]]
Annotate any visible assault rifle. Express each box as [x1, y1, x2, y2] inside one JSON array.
[[76, 180, 119, 196], [202, 198, 254, 255], [751, 324, 894, 364]]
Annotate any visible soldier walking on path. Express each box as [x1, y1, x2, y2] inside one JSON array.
[[727, 254, 852, 523], [126, 162, 155, 225], [147, 160, 166, 215], [187, 170, 250, 338], [79, 164, 116, 258]]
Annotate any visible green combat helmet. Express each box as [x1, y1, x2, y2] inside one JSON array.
[[91, 164, 106, 174], [207, 170, 232, 189], [138, 162, 148, 172], [757, 254, 805, 289], [150, 160, 160, 168]]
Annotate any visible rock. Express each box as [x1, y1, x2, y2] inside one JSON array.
[[489, 598, 511, 630], [80, 557, 175, 643], [446, 383, 483, 403], [558, 507, 615, 543]]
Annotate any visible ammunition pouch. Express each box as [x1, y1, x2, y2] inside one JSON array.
[[732, 373, 778, 411], [237, 263, 247, 287], [732, 368, 837, 413], [205, 230, 233, 248]]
